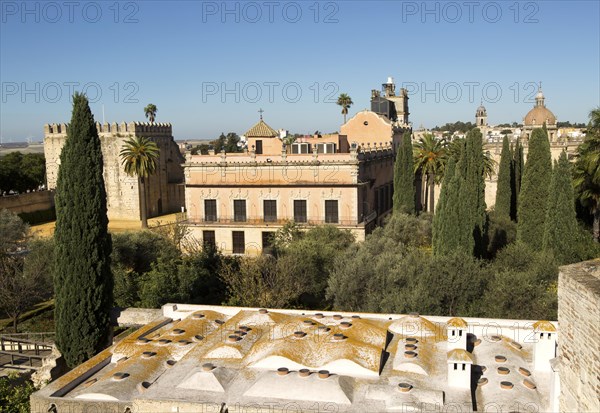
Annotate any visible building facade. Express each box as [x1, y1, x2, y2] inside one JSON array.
[[44, 122, 185, 221], [184, 118, 398, 254], [184, 79, 411, 254]]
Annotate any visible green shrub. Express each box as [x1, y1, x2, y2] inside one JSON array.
[[0, 374, 36, 413]]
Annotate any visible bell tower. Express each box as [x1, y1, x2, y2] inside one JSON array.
[[475, 103, 488, 127]]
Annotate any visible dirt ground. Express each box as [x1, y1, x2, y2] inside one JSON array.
[[31, 213, 181, 238]]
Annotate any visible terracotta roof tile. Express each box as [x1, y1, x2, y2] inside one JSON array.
[[244, 120, 278, 138]]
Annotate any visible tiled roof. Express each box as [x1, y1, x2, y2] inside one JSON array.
[[244, 119, 278, 138], [533, 320, 557, 332], [524, 106, 556, 126], [447, 317, 468, 328], [447, 348, 474, 363]]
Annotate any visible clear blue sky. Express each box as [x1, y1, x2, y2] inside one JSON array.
[[1, 0, 599, 141]]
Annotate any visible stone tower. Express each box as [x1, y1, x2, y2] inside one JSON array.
[[475, 103, 490, 140], [475, 103, 487, 128], [44, 122, 185, 221]]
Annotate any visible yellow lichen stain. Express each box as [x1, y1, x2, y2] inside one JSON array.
[[446, 317, 468, 328], [532, 320, 556, 332]]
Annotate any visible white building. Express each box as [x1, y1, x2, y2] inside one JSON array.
[[32, 305, 560, 412]]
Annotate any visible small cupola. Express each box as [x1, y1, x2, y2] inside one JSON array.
[[532, 320, 557, 371], [446, 317, 468, 350], [447, 349, 473, 389]]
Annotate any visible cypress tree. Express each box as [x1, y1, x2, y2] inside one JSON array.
[[517, 128, 552, 249], [393, 131, 415, 214], [495, 136, 512, 218], [457, 129, 487, 256], [54, 93, 113, 367], [511, 139, 524, 221], [433, 157, 460, 254], [455, 139, 471, 250], [543, 151, 579, 263]]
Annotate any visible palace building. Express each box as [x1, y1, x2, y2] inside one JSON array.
[[183, 79, 412, 254]]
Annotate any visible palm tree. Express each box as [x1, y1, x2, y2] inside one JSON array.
[[589, 106, 600, 131], [120, 136, 160, 228], [336, 93, 353, 124], [144, 104, 157, 123], [413, 134, 447, 212], [573, 107, 600, 242]]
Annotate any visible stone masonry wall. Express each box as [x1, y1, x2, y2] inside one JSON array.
[[558, 259, 600, 412], [44, 122, 184, 221], [0, 190, 54, 214]]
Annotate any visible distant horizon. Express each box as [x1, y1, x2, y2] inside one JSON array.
[[0, 114, 591, 144]]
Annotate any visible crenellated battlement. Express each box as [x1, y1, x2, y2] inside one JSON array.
[[44, 122, 173, 136], [44, 123, 69, 135]]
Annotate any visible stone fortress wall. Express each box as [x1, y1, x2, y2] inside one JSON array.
[[44, 122, 184, 221], [558, 259, 600, 412]]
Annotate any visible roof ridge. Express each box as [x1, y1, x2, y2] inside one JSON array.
[[244, 119, 278, 138]]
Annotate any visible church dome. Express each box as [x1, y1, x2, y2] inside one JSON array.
[[524, 106, 556, 126], [524, 85, 556, 126]]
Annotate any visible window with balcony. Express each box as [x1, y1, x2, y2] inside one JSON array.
[[204, 199, 217, 222], [294, 200, 307, 223], [325, 200, 339, 224], [234, 200, 246, 222], [263, 200, 277, 222]]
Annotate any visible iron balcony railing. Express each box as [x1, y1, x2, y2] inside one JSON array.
[[188, 215, 367, 226]]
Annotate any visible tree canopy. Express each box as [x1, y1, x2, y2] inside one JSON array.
[[494, 136, 512, 218], [120, 136, 160, 228], [517, 128, 552, 249], [336, 93, 353, 124], [53, 93, 113, 368], [393, 132, 415, 214], [543, 152, 580, 263], [573, 108, 600, 242], [144, 104, 157, 123], [0, 152, 46, 194]]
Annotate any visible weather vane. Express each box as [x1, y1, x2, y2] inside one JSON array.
[[258, 108, 264, 120]]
